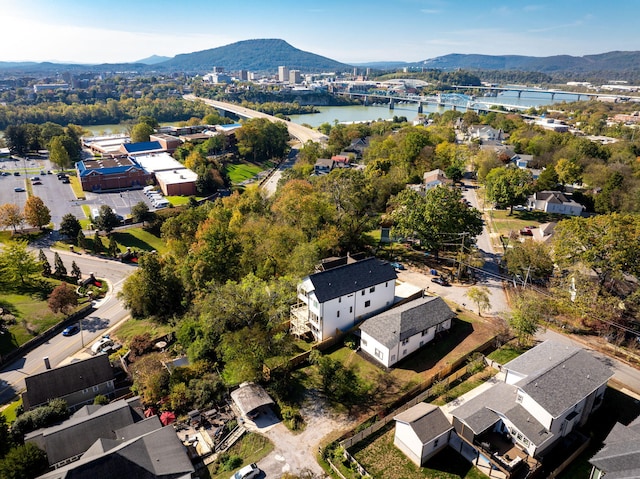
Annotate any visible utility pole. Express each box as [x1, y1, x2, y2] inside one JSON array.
[[458, 232, 467, 282]]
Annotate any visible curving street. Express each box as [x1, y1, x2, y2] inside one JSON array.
[[0, 248, 135, 404]]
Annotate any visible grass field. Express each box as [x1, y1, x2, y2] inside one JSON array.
[[0, 278, 83, 354], [111, 228, 167, 254], [224, 162, 264, 184], [0, 397, 22, 423], [208, 433, 273, 479], [352, 425, 488, 479], [112, 318, 174, 344], [486, 343, 525, 364], [69, 175, 86, 200]]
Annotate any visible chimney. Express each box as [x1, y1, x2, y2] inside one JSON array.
[[43, 357, 51, 370]]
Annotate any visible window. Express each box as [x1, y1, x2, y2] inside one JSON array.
[[402, 349, 407, 356], [391, 354, 396, 362], [369, 286, 375, 293], [361, 290, 365, 296], [375, 348, 383, 359], [337, 311, 340, 318], [82, 388, 89, 394], [362, 339, 367, 346], [420, 341, 424, 347], [338, 297, 341, 303], [433, 439, 439, 448], [385, 282, 388, 287], [401, 338, 409, 346], [421, 330, 427, 336], [349, 306, 353, 313], [516, 393, 523, 403], [364, 300, 371, 308], [92, 385, 99, 392]]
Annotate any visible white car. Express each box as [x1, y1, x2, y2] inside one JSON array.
[[91, 337, 114, 355], [230, 463, 259, 479]]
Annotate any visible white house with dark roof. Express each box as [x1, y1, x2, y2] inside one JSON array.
[[527, 191, 584, 216], [588, 414, 640, 479], [448, 340, 612, 475], [359, 296, 454, 367], [290, 257, 397, 341], [394, 403, 453, 466]]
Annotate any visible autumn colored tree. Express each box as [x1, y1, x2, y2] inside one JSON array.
[[23, 196, 51, 229], [0, 203, 24, 233], [48, 283, 78, 315], [465, 286, 491, 317]]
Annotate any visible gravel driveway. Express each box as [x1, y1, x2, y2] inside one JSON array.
[[249, 391, 358, 478]]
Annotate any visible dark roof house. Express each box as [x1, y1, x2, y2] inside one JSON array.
[[36, 419, 194, 479], [360, 296, 455, 367], [22, 355, 115, 411], [589, 415, 640, 479]]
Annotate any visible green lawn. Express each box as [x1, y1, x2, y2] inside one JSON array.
[[351, 425, 488, 479], [0, 278, 85, 354], [224, 162, 264, 184], [111, 228, 167, 254], [209, 433, 273, 479], [112, 318, 174, 344], [486, 343, 525, 365], [487, 209, 566, 238], [1, 398, 22, 423]]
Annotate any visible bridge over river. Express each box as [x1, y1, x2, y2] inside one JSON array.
[[183, 94, 328, 144]]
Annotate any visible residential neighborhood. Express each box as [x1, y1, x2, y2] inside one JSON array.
[[2, 12, 640, 479]]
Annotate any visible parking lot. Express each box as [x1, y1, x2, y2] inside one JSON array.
[[1, 155, 167, 230]]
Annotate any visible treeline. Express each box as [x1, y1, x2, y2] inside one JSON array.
[[0, 97, 219, 129], [373, 69, 483, 87]]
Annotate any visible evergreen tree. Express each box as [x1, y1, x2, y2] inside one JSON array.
[[77, 230, 87, 250], [107, 236, 119, 257], [53, 252, 67, 278], [38, 249, 51, 277], [59, 213, 82, 242], [92, 231, 103, 254], [71, 261, 81, 281]]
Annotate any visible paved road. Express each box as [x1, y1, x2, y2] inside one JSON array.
[[183, 95, 328, 144], [260, 147, 299, 197], [0, 249, 135, 404]]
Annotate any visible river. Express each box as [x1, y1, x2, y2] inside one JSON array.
[[288, 90, 582, 127], [75, 91, 582, 133]]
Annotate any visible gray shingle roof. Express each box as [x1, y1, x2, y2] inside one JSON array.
[[25, 397, 143, 466], [230, 382, 275, 416], [590, 416, 640, 478], [394, 403, 452, 444], [360, 296, 454, 349], [307, 257, 397, 303], [37, 426, 194, 479], [23, 355, 114, 410], [450, 382, 517, 435], [503, 403, 554, 448], [504, 341, 612, 417]]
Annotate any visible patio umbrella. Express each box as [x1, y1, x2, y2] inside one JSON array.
[[160, 411, 176, 426]]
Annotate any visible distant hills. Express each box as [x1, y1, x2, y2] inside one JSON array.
[[158, 39, 350, 73], [1, 40, 640, 78], [417, 51, 640, 74]]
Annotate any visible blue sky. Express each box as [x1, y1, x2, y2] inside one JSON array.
[[1, 0, 638, 64]]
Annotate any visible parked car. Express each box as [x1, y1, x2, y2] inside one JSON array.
[[13, 171, 20, 176], [14, 187, 25, 192], [431, 276, 450, 286], [230, 464, 260, 479], [390, 261, 405, 270], [40, 170, 46, 175], [62, 325, 80, 336], [62, 178, 70, 184], [91, 337, 114, 355]]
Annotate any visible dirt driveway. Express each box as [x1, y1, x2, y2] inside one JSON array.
[[249, 391, 357, 478]]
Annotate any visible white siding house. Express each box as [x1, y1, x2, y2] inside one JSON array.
[[394, 403, 453, 466], [527, 191, 584, 216], [360, 296, 454, 367], [449, 340, 612, 463], [290, 258, 397, 341]]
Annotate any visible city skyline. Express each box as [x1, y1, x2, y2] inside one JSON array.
[[1, 0, 639, 65]]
